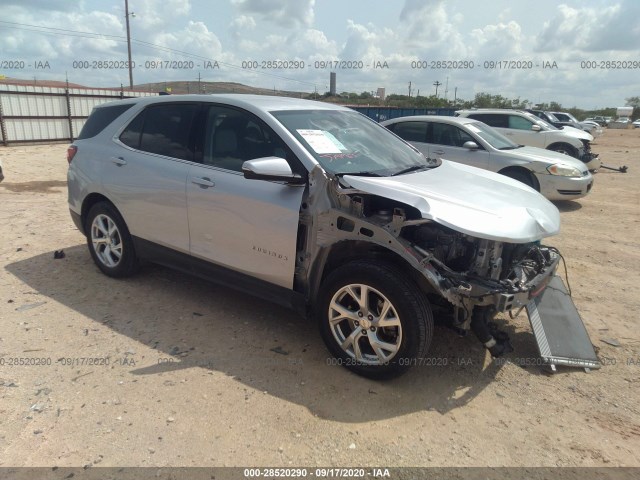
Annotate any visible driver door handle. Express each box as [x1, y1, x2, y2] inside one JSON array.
[[192, 177, 215, 188], [111, 157, 127, 166]]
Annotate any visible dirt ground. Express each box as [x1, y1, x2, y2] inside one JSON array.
[[0, 129, 639, 469]]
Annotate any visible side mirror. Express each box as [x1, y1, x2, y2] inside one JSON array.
[[242, 157, 305, 184], [462, 141, 479, 150], [531, 124, 542, 132]]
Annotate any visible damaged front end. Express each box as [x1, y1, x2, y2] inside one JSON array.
[[402, 222, 560, 356], [301, 165, 599, 370]]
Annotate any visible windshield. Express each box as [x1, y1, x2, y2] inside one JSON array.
[[533, 117, 557, 130], [465, 121, 519, 150], [545, 112, 560, 122], [562, 112, 579, 123], [271, 109, 437, 176]]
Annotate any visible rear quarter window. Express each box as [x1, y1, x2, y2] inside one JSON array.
[[77, 103, 134, 139]]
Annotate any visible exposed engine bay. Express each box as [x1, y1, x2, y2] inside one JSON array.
[[312, 187, 562, 357]]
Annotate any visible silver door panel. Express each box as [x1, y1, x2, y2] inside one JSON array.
[[187, 165, 304, 289]]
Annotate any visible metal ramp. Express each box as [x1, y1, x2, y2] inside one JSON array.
[[526, 275, 600, 372]]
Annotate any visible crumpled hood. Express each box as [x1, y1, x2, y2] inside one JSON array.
[[343, 161, 560, 243]]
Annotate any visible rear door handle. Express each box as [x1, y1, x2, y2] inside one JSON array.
[[433, 150, 445, 155], [192, 177, 215, 188], [111, 157, 127, 166]]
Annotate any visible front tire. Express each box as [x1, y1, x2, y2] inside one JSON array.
[[548, 143, 578, 158], [500, 168, 538, 190], [317, 261, 433, 379], [85, 202, 138, 278]]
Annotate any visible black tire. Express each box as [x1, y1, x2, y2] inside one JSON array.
[[85, 202, 138, 278], [317, 260, 433, 379], [500, 168, 538, 190], [547, 143, 578, 158]]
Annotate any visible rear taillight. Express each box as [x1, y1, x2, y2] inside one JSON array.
[[67, 145, 77, 164]]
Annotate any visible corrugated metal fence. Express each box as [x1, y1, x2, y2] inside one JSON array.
[[0, 84, 157, 146], [349, 106, 458, 122]]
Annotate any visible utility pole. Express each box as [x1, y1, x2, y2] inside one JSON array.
[[454, 87, 458, 104], [433, 81, 442, 98], [197, 72, 201, 93], [444, 76, 449, 99], [408, 81, 412, 97], [125, 0, 134, 89]]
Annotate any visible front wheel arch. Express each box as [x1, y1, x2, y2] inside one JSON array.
[[317, 260, 434, 379], [547, 142, 579, 158], [498, 166, 540, 191]]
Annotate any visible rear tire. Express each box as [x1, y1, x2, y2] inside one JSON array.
[[85, 202, 138, 278], [317, 260, 433, 379]]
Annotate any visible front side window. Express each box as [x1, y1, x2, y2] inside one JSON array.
[[508, 115, 534, 130], [430, 123, 475, 147], [120, 103, 198, 161], [272, 110, 435, 176], [202, 106, 292, 172]]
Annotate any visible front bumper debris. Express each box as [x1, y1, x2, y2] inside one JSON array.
[[526, 275, 600, 371]]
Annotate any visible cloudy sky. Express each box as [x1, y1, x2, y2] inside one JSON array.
[[1, 0, 639, 108]]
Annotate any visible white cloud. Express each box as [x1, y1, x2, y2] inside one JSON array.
[[130, 0, 192, 30], [230, 15, 256, 30], [470, 21, 525, 58], [231, 0, 315, 28], [534, 1, 640, 53]]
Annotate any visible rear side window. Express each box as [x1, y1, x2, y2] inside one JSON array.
[[467, 113, 508, 128], [78, 103, 134, 139], [389, 121, 428, 142], [119, 103, 198, 161]]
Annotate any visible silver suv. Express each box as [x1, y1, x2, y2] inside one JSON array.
[[67, 95, 598, 378]]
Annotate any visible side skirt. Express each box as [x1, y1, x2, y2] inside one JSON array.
[[132, 237, 307, 316]]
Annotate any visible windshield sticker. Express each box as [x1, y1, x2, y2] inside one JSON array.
[[297, 129, 346, 154], [323, 131, 347, 151]]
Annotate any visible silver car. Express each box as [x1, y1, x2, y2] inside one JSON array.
[[382, 116, 593, 200], [455, 109, 601, 171], [67, 95, 599, 378]]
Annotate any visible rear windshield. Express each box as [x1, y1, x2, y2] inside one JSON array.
[[78, 103, 134, 139]]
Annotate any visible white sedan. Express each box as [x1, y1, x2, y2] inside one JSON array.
[[382, 115, 594, 201]]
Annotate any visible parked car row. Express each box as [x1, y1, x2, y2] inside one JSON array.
[[382, 115, 593, 200], [453, 109, 601, 171], [67, 95, 600, 379]]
